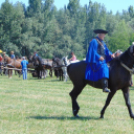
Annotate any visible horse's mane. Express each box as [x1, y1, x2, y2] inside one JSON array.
[[52, 57, 62, 66], [119, 48, 133, 64], [3, 55, 11, 61], [110, 48, 133, 67], [32, 55, 43, 65], [4, 55, 9, 58]]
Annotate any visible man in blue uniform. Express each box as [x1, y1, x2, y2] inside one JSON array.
[[21, 57, 29, 80], [85, 29, 115, 93]]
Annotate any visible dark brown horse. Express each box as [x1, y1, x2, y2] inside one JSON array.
[[31, 55, 53, 79], [67, 45, 134, 119], [42, 59, 53, 77]]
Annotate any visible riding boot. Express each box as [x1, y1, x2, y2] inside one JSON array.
[[102, 79, 111, 93]]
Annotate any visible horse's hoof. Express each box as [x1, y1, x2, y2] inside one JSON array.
[[100, 115, 104, 119], [130, 115, 134, 120], [73, 109, 79, 116], [75, 115, 80, 118]]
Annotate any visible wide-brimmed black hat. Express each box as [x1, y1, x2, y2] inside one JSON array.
[[93, 29, 108, 34]]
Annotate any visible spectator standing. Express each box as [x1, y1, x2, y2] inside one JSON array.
[[21, 57, 29, 80]]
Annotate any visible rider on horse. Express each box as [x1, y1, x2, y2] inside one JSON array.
[[69, 52, 77, 61], [85, 29, 115, 93], [10, 51, 15, 59]]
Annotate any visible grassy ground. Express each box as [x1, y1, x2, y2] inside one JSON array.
[[0, 73, 134, 134]]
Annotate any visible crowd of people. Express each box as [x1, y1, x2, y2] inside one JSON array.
[[0, 50, 78, 80]]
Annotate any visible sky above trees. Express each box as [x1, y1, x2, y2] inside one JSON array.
[[0, 0, 134, 14]]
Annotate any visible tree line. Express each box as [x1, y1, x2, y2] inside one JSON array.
[[0, 0, 134, 59]]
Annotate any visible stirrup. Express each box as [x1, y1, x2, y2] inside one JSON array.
[[103, 88, 111, 93]]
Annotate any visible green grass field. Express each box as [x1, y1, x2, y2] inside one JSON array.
[[0, 73, 134, 134]]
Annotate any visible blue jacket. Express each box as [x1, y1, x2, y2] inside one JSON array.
[[85, 38, 112, 81], [21, 60, 29, 69], [11, 54, 15, 59]]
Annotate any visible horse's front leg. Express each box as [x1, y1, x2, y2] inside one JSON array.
[[60, 70, 62, 81], [49, 69, 52, 77], [59, 70, 61, 81], [100, 90, 116, 118], [61, 70, 63, 81], [37, 70, 40, 79], [122, 88, 134, 119]]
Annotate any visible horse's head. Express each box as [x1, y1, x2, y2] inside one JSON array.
[[52, 57, 61, 66], [128, 43, 134, 62], [28, 56, 32, 63], [129, 43, 134, 54], [127, 43, 134, 65], [29, 55, 39, 66]]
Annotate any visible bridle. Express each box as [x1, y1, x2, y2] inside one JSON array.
[[120, 50, 134, 74], [120, 62, 133, 74]]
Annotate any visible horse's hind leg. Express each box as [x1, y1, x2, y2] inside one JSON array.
[[61, 70, 63, 81], [8, 70, 12, 78], [100, 91, 116, 118], [69, 84, 86, 117]]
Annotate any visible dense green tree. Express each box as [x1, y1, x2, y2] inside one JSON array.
[[128, 6, 134, 18], [109, 20, 131, 52], [0, 0, 25, 55], [27, 0, 42, 17], [0, 0, 134, 59]]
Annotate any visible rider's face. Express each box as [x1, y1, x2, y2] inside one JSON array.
[[98, 33, 106, 40]]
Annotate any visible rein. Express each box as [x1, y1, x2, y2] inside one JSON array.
[[120, 62, 133, 74], [120, 50, 134, 74]]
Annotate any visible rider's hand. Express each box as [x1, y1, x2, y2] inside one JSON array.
[[99, 56, 104, 61], [111, 54, 115, 58]]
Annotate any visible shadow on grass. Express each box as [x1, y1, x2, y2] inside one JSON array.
[[47, 79, 62, 82], [27, 78, 62, 82], [26, 115, 101, 121], [130, 87, 134, 90]]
